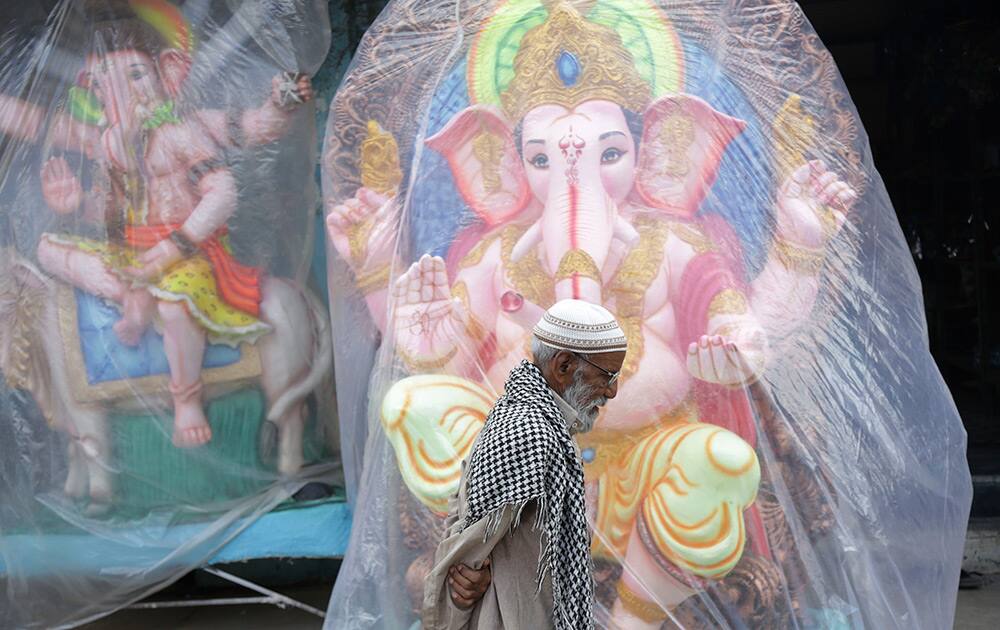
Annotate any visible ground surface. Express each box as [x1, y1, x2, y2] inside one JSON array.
[[953, 576, 1000, 630], [81, 578, 999, 629]]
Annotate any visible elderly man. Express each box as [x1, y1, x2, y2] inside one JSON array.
[[422, 299, 627, 630]]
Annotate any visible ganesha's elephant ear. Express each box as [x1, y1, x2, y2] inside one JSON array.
[[425, 105, 532, 227], [634, 95, 747, 218], [381, 375, 493, 514]]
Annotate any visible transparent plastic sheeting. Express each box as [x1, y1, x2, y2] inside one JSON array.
[[0, 2, 339, 628], [322, 1, 972, 628]]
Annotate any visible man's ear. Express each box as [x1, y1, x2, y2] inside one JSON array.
[[552, 351, 577, 390]]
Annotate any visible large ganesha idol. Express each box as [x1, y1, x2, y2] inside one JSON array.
[[0, 0, 331, 511], [324, 0, 969, 628]]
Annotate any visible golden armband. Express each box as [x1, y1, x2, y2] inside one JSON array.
[[396, 346, 459, 373], [616, 581, 672, 623], [707, 289, 748, 319], [772, 236, 825, 275], [346, 218, 375, 266], [355, 264, 391, 295]]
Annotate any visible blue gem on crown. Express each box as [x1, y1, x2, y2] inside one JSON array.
[[556, 50, 581, 87]]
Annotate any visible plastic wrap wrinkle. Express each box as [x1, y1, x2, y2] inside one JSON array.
[[0, 1, 340, 628]]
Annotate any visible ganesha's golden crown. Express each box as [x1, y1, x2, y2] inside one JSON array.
[[500, 1, 652, 121]]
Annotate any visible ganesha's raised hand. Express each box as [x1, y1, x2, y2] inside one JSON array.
[[391, 254, 470, 372], [687, 334, 764, 387], [272, 72, 314, 110], [775, 160, 857, 248], [326, 186, 399, 277], [41, 157, 83, 215]]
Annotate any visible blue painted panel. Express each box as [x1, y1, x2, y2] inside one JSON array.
[[0, 500, 352, 577]]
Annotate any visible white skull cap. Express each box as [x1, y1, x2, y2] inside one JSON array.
[[532, 299, 628, 354]]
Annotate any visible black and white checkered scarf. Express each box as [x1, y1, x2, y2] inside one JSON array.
[[463, 360, 595, 630]]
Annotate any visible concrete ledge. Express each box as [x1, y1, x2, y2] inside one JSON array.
[[963, 517, 1000, 574]]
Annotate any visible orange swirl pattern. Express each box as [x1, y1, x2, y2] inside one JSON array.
[[595, 423, 759, 578], [381, 376, 494, 514]]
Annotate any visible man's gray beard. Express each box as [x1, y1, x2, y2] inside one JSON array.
[[563, 368, 607, 434]]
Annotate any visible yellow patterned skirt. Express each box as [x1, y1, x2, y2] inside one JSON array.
[[43, 233, 271, 345]]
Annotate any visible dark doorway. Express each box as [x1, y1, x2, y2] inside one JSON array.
[[799, 0, 999, 515]]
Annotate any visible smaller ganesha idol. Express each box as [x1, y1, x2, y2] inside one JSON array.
[[0, 0, 330, 510], [326, 0, 862, 627]]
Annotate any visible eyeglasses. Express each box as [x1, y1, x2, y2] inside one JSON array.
[[574, 353, 620, 387]]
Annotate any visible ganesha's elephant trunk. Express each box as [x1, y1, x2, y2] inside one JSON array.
[[541, 165, 616, 304], [508, 141, 640, 304]]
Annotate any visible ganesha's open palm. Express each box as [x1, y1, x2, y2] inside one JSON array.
[[391, 254, 470, 369], [687, 334, 763, 386], [41, 157, 83, 215], [776, 160, 857, 247]]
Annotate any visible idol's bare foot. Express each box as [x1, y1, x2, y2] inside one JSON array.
[[171, 398, 212, 447], [170, 380, 211, 447]]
